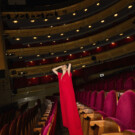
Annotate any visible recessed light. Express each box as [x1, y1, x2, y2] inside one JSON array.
[[37, 54, 40, 57], [53, 41, 56, 43], [43, 59, 46, 61], [57, 17, 61, 20], [128, 5, 132, 9], [33, 37, 37, 39], [97, 47, 100, 49], [51, 52, 54, 55], [69, 54, 72, 56], [114, 13, 118, 17], [60, 33, 64, 36], [66, 38, 69, 40], [88, 25, 92, 28], [84, 8, 88, 12], [97, 3, 100, 6], [106, 38, 109, 41], [30, 19, 35, 23], [16, 38, 20, 41], [111, 42, 115, 45], [44, 18, 48, 22], [93, 43, 96, 45], [119, 33, 123, 36], [76, 29, 80, 32], [13, 20, 18, 23], [30, 61, 33, 63], [101, 20, 105, 23], [47, 35, 51, 38], [73, 13, 76, 16], [27, 44, 30, 47], [50, 25, 53, 28], [127, 36, 130, 39], [56, 56, 59, 59], [64, 50, 67, 53], [80, 46, 83, 49], [40, 42, 43, 44], [82, 65, 86, 68], [19, 56, 23, 59], [83, 51, 86, 53]]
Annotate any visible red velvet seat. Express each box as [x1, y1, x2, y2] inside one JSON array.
[[9, 119, 17, 135], [0, 124, 9, 135], [89, 91, 97, 109], [124, 77, 135, 90], [108, 90, 135, 132], [97, 90, 117, 118]]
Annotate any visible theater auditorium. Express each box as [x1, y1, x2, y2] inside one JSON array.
[[0, 0, 135, 135]]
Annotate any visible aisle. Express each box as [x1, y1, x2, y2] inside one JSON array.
[[55, 101, 69, 135]]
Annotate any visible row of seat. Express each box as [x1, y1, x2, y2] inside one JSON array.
[[0, 97, 57, 135], [76, 90, 135, 135], [33, 97, 58, 135], [84, 70, 135, 91]]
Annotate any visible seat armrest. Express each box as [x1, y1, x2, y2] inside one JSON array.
[[102, 133, 123, 135]]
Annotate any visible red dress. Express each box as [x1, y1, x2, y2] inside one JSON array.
[[58, 71, 83, 135]]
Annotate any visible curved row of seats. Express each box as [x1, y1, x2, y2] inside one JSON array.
[[76, 90, 135, 135], [0, 97, 58, 135], [84, 70, 135, 91], [33, 97, 58, 135]]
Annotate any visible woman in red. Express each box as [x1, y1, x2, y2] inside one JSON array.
[[52, 63, 83, 135]]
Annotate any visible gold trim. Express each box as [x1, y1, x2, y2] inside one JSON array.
[[4, 0, 133, 37], [6, 17, 135, 56], [9, 42, 135, 77]]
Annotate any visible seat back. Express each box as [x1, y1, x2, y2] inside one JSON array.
[[86, 91, 91, 106], [116, 90, 135, 131], [89, 91, 97, 108], [124, 77, 135, 90], [42, 123, 51, 135], [9, 119, 17, 135], [103, 90, 117, 117], [95, 90, 105, 111], [0, 124, 9, 135]]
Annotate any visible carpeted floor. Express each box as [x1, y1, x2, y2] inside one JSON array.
[[55, 102, 69, 135]]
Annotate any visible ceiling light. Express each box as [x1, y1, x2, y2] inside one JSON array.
[[83, 51, 86, 53], [50, 25, 53, 28], [40, 42, 43, 44], [66, 38, 69, 40], [97, 3, 100, 6], [76, 29, 80, 32], [44, 18, 48, 22], [53, 41, 56, 43], [73, 13, 76, 16], [88, 25, 92, 28], [30, 19, 35, 23], [82, 65, 86, 68], [84, 8, 88, 12], [27, 44, 30, 47], [80, 46, 83, 49], [57, 17, 61, 20], [111, 42, 115, 45], [51, 52, 54, 55], [19, 56, 23, 59], [69, 54, 72, 56], [93, 43, 96, 45], [64, 50, 67, 53], [60, 33, 64, 36], [114, 13, 118, 17], [37, 54, 40, 57], [30, 61, 33, 63], [128, 5, 132, 9], [43, 59, 46, 61], [119, 33, 123, 36], [101, 20, 105, 23], [106, 38, 109, 41], [13, 20, 18, 23], [16, 38, 20, 41], [127, 36, 130, 39], [97, 47, 100, 49], [56, 56, 59, 59], [33, 36, 37, 39], [47, 35, 51, 38]]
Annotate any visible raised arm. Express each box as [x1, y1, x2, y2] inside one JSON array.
[[52, 65, 63, 75], [67, 63, 71, 75]]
